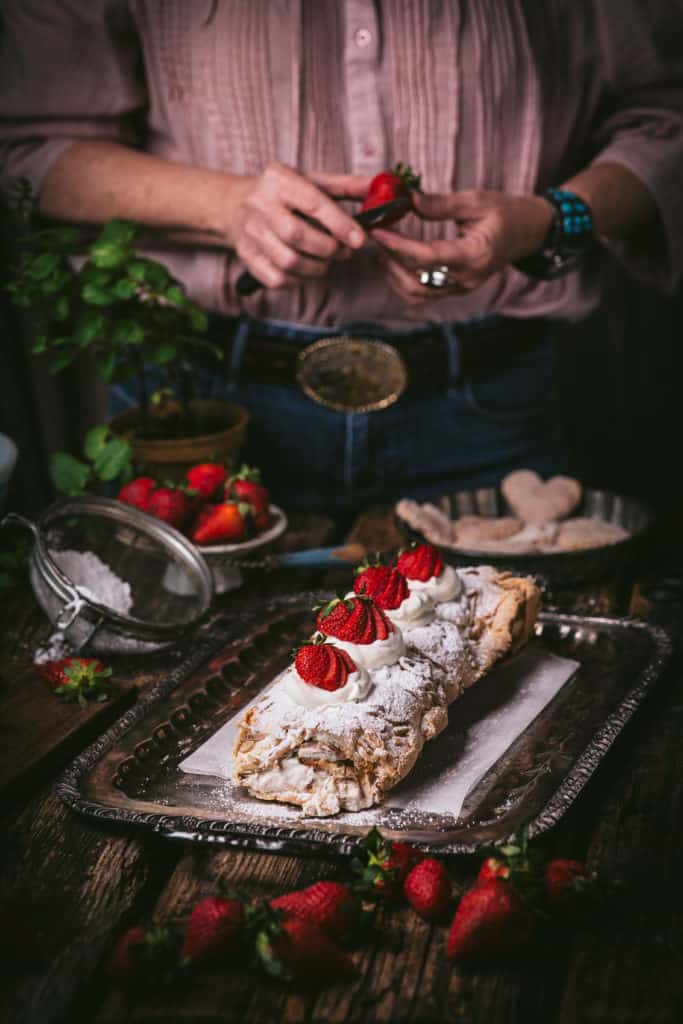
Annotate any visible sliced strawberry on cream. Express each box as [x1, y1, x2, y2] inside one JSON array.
[[396, 544, 461, 603], [353, 563, 435, 631], [283, 640, 370, 708], [315, 596, 405, 669]]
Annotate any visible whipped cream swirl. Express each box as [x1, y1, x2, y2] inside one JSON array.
[[408, 563, 461, 602], [330, 628, 405, 670], [282, 663, 372, 708], [385, 589, 435, 631]]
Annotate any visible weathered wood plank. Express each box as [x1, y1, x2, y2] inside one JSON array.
[[0, 787, 181, 1024]]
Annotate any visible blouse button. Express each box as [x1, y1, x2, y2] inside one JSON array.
[[354, 27, 372, 48]]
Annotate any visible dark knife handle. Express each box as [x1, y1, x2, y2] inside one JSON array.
[[234, 197, 410, 296], [235, 270, 263, 296]]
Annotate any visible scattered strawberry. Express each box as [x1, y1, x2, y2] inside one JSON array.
[[353, 563, 409, 610], [404, 859, 452, 921], [352, 827, 421, 899], [117, 476, 157, 513], [294, 641, 357, 692], [147, 486, 193, 530], [181, 895, 245, 964], [271, 881, 359, 940], [315, 595, 392, 645], [477, 856, 511, 884], [186, 462, 227, 501], [360, 163, 421, 226], [192, 501, 251, 545], [396, 543, 443, 582], [545, 859, 589, 913], [38, 657, 112, 707], [446, 879, 535, 963], [108, 925, 180, 987], [255, 914, 355, 983], [227, 464, 270, 514]]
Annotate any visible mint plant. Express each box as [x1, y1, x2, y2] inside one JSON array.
[[5, 181, 222, 439]]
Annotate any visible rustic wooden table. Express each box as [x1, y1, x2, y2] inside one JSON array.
[[1, 507, 682, 1024]]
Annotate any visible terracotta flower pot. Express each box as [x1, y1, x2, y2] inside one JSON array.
[[109, 399, 250, 483]]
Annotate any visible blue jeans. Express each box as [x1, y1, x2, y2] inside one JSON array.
[[110, 317, 569, 517]]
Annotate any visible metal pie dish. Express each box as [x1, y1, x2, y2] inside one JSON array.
[[395, 487, 652, 593], [194, 505, 287, 594], [20, 496, 214, 654]]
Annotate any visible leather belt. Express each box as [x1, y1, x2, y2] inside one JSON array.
[[232, 317, 548, 391]]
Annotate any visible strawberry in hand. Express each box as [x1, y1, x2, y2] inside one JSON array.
[[38, 657, 112, 707], [360, 163, 421, 227]]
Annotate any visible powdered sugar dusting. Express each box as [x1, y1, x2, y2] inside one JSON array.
[[49, 549, 133, 614]]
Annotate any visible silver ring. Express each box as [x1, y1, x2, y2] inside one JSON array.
[[416, 265, 452, 289]]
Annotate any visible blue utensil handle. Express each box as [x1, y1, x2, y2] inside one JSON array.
[[276, 543, 366, 570]]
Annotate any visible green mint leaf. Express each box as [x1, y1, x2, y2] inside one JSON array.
[[49, 452, 91, 496], [92, 437, 132, 482], [84, 425, 111, 461]]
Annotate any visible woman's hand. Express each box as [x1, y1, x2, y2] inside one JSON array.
[[226, 162, 371, 289], [372, 190, 554, 304]]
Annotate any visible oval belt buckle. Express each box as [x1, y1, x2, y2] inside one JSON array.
[[296, 336, 408, 413]]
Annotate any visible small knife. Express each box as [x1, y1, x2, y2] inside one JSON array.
[[235, 197, 411, 296]]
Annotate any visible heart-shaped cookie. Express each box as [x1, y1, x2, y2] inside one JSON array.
[[501, 470, 582, 525]]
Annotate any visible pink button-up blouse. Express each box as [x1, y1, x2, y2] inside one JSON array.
[[1, 1, 682, 328]]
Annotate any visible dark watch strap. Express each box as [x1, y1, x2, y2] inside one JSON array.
[[513, 188, 594, 280]]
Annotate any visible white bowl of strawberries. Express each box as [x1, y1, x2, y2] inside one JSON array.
[[117, 462, 287, 594]]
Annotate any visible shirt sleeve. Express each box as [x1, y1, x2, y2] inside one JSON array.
[[589, 0, 683, 290], [0, 0, 146, 197]]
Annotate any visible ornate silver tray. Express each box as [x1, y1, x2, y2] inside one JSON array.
[[56, 594, 672, 857]]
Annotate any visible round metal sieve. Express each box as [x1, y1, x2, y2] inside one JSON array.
[[3, 496, 214, 654]]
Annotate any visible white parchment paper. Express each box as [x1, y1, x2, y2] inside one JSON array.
[[179, 646, 579, 821]]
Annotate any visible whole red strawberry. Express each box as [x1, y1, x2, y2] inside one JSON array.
[[446, 879, 535, 963], [360, 163, 421, 226], [186, 462, 227, 501], [315, 595, 392, 644], [353, 564, 409, 610], [353, 828, 421, 899], [477, 856, 511, 884], [181, 895, 245, 964], [227, 464, 270, 514], [545, 859, 589, 912], [404, 859, 452, 921], [192, 501, 251, 545], [271, 881, 359, 939], [117, 476, 157, 512], [147, 486, 193, 530], [256, 915, 354, 982], [38, 657, 112, 706], [396, 543, 444, 582], [108, 925, 179, 987], [294, 641, 357, 692]]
